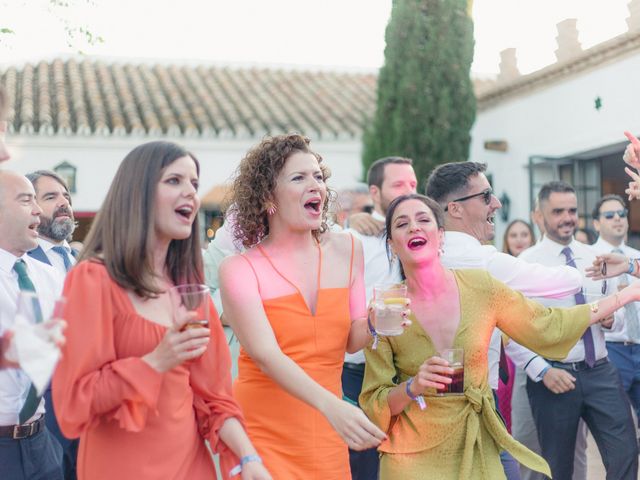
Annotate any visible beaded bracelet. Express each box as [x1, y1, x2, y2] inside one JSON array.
[[229, 454, 262, 476], [405, 377, 427, 410]]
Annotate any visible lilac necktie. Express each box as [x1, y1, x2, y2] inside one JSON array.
[[561, 247, 596, 367]]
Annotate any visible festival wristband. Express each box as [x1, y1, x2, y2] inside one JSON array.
[[405, 377, 426, 410], [367, 312, 379, 350], [229, 454, 262, 476]]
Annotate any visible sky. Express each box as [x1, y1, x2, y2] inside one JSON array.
[[0, 0, 634, 75]]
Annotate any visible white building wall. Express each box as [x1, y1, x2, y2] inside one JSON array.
[[4, 136, 364, 212], [470, 51, 640, 249]]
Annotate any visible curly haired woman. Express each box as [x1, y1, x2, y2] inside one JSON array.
[[219, 133, 387, 479]]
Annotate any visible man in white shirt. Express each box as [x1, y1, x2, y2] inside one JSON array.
[[0, 170, 65, 479], [426, 162, 584, 480], [591, 194, 640, 432], [343, 156, 417, 480], [26, 170, 78, 272], [520, 181, 637, 480], [25, 170, 79, 480]]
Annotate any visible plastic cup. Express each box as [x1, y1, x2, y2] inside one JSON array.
[[438, 348, 464, 395], [372, 284, 408, 336], [169, 284, 210, 330]]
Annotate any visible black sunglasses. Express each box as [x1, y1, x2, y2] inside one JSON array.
[[600, 209, 628, 220], [445, 188, 493, 212]]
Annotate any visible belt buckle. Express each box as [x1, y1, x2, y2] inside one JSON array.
[[12, 422, 34, 439], [570, 362, 580, 372]]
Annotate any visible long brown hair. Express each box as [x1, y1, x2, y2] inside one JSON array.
[[80, 141, 203, 298], [502, 219, 536, 256]]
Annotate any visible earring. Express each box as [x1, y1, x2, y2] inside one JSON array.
[[438, 247, 445, 256], [266, 202, 278, 216]]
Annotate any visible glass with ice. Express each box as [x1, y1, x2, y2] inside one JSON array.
[[372, 284, 408, 336]]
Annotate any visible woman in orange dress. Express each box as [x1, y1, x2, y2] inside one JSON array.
[[219, 134, 387, 479], [52, 141, 271, 480]]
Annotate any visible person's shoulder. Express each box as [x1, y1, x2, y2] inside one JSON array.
[[67, 259, 110, 282], [25, 254, 61, 283], [625, 244, 640, 257], [323, 230, 361, 255], [518, 242, 542, 261], [453, 268, 494, 284]]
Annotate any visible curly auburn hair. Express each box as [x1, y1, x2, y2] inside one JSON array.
[[229, 133, 332, 248]]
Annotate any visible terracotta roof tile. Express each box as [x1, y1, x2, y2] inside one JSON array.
[[1, 59, 378, 138], [1, 58, 487, 139]]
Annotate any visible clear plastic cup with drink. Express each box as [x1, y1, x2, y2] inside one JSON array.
[[438, 348, 464, 395], [372, 284, 408, 336], [169, 284, 210, 331]]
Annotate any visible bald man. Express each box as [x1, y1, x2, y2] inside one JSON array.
[[0, 171, 65, 479]]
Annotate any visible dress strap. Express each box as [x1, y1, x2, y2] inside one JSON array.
[[256, 244, 304, 297], [256, 242, 322, 298], [348, 233, 355, 286], [238, 253, 263, 297]]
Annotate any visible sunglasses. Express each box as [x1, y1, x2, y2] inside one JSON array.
[[600, 209, 628, 220], [445, 188, 493, 212]]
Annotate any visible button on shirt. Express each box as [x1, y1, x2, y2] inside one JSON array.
[[0, 247, 63, 425], [442, 232, 583, 388], [591, 237, 640, 343], [345, 211, 401, 364], [37, 237, 76, 274], [519, 236, 608, 364]]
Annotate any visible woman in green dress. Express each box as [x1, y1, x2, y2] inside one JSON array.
[[359, 194, 640, 479]]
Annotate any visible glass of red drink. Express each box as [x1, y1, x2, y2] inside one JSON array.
[[438, 348, 464, 395]]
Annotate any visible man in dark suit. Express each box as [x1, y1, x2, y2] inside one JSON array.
[[26, 170, 78, 480]]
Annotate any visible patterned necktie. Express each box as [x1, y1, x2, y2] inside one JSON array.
[[51, 246, 72, 272], [13, 260, 44, 424], [612, 248, 640, 343], [561, 247, 596, 367]]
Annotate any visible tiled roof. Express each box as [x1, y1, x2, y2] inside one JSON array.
[[0, 59, 378, 140]]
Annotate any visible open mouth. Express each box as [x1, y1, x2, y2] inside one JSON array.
[[407, 237, 427, 250], [487, 214, 495, 226], [175, 205, 194, 220], [304, 198, 322, 214], [28, 220, 40, 234]]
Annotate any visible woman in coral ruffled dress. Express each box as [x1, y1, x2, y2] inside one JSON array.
[[53, 141, 270, 480]]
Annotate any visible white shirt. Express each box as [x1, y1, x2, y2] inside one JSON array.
[[37, 237, 76, 275], [442, 231, 583, 388], [591, 237, 640, 343], [0, 247, 64, 425], [519, 236, 608, 367], [344, 210, 402, 364]]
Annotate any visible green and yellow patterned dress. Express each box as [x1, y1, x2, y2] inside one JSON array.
[[360, 269, 590, 480]]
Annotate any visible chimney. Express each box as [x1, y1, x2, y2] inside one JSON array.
[[627, 0, 640, 32], [555, 18, 582, 62], [498, 48, 520, 82]]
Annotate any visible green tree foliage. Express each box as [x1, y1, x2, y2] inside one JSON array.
[[362, 0, 476, 187]]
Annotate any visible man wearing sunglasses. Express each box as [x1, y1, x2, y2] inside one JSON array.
[[592, 194, 640, 436], [427, 163, 585, 480]]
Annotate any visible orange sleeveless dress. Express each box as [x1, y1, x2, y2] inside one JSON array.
[[233, 240, 353, 479]]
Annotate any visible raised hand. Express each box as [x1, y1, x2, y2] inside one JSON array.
[[623, 131, 640, 170], [348, 212, 384, 236], [142, 310, 210, 373], [322, 397, 387, 451], [411, 356, 454, 393], [585, 253, 629, 280]]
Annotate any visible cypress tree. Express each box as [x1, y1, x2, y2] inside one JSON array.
[[362, 0, 476, 187]]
